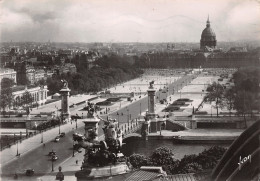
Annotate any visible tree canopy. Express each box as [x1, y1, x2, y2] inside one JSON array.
[[128, 146, 227, 175], [0, 78, 14, 113], [205, 82, 225, 117], [47, 54, 143, 95]]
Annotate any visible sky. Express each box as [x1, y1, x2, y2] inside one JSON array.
[[0, 0, 260, 42]]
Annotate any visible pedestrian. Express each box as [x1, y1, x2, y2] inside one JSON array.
[[76, 160, 78, 164]]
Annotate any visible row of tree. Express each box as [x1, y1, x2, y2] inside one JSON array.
[[129, 146, 227, 174], [47, 54, 143, 95], [204, 67, 260, 117]]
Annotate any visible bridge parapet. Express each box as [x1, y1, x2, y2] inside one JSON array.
[[98, 120, 142, 141]]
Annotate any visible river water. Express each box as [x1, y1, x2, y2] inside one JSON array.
[[122, 138, 230, 160]]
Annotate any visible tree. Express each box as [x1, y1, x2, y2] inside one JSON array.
[[150, 146, 176, 166], [129, 154, 148, 169], [0, 78, 14, 114], [205, 82, 225, 117], [1, 78, 14, 89], [0, 92, 13, 114], [223, 88, 235, 117], [180, 162, 203, 173], [177, 154, 199, 173], [195, 146, 227, 169], [21, 91, 33, 108], [234, 91, 255, 118]]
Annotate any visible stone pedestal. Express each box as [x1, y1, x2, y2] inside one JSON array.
[[83, 116, 100, 140], [150, 118, 158, 133], [60, 86, 71, 121], [142, 120, 151, 140], [75, 163, 130, 180], [191, 115, 197, 129], [158, 119, 167, 132]]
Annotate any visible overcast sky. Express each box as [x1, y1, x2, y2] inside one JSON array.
[[1, 0, 260, 42]]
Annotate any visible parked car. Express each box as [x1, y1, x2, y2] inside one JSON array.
[[54, 136, 60, 142], [48, 151, 56, 156], [25, 169, 34, 176], [59, 132, 65, 137], [52, 155, 58, 161]]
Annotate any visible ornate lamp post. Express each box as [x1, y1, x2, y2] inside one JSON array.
[[59, 115, 62, 134], [127, 108, 129, 127], [72, 139, 75, 157], [41, 130, 43, 143], [51, 154, 54, 172], [140, 102, 142, 115], [117, 112, 119, 125], [16, 140, 19, 156]]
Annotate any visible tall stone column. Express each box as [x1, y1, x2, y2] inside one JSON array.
[[146, 81, 158, 133], [60, 80, 70, 121], [147, 81, 156, 119]]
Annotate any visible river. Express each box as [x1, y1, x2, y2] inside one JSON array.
[[122, 138, 230, 160]]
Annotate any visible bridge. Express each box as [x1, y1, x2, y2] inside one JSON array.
[[121, 121, 142, 140], [98, 120, 143, 141]]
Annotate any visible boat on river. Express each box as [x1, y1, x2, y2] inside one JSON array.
[[172, 135, 237, 144]]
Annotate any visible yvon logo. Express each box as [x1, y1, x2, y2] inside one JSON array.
[[238, 155, 251, 170]]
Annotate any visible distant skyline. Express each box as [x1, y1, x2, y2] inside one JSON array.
[[1, 0, 260, 43]]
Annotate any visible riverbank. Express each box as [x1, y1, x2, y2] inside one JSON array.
[[147, 129, 244, 143]]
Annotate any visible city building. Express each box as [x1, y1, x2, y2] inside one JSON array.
[[45, 70, 54, 79], [25, 66, 35, 84], [34, 69, 45, 82], [12, 85, 48, 106], [53, 63, 77, 75], [0, 68, 17, 84], [200, 16, 217, 50]]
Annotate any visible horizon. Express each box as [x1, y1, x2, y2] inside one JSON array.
[[1, 40, 260, 43], [1, 0, 260, 43]]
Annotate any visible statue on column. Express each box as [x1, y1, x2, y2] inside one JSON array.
[[149, 81, 154, 89], [61, 79, 68, 88]]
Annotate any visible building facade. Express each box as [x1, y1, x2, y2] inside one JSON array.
[[13, 85, 48, 107], [0, 68, 17, 84], [34, 69, 45, 82]]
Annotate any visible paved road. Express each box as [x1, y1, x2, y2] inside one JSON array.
[[106, 74, 196, 123], [1, 125, 85, 177], [1, 73, 196, 179]]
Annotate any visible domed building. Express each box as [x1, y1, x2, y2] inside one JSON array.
[[200, 16, 217, 50]]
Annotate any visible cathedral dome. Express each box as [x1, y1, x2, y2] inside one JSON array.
[[200, 16, 217, 50], [201, 26, 216, 38]]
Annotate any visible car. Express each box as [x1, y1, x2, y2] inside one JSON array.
[[59, 132, 65, 137], [71, 115, 81, 120], [34, 114, 41, 117], [78, 147, 83, 153], [54, 136, 60, 142], [25, 169, 34, 176], [48, 151, 56, 156], [52, 155, 58, 161]]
